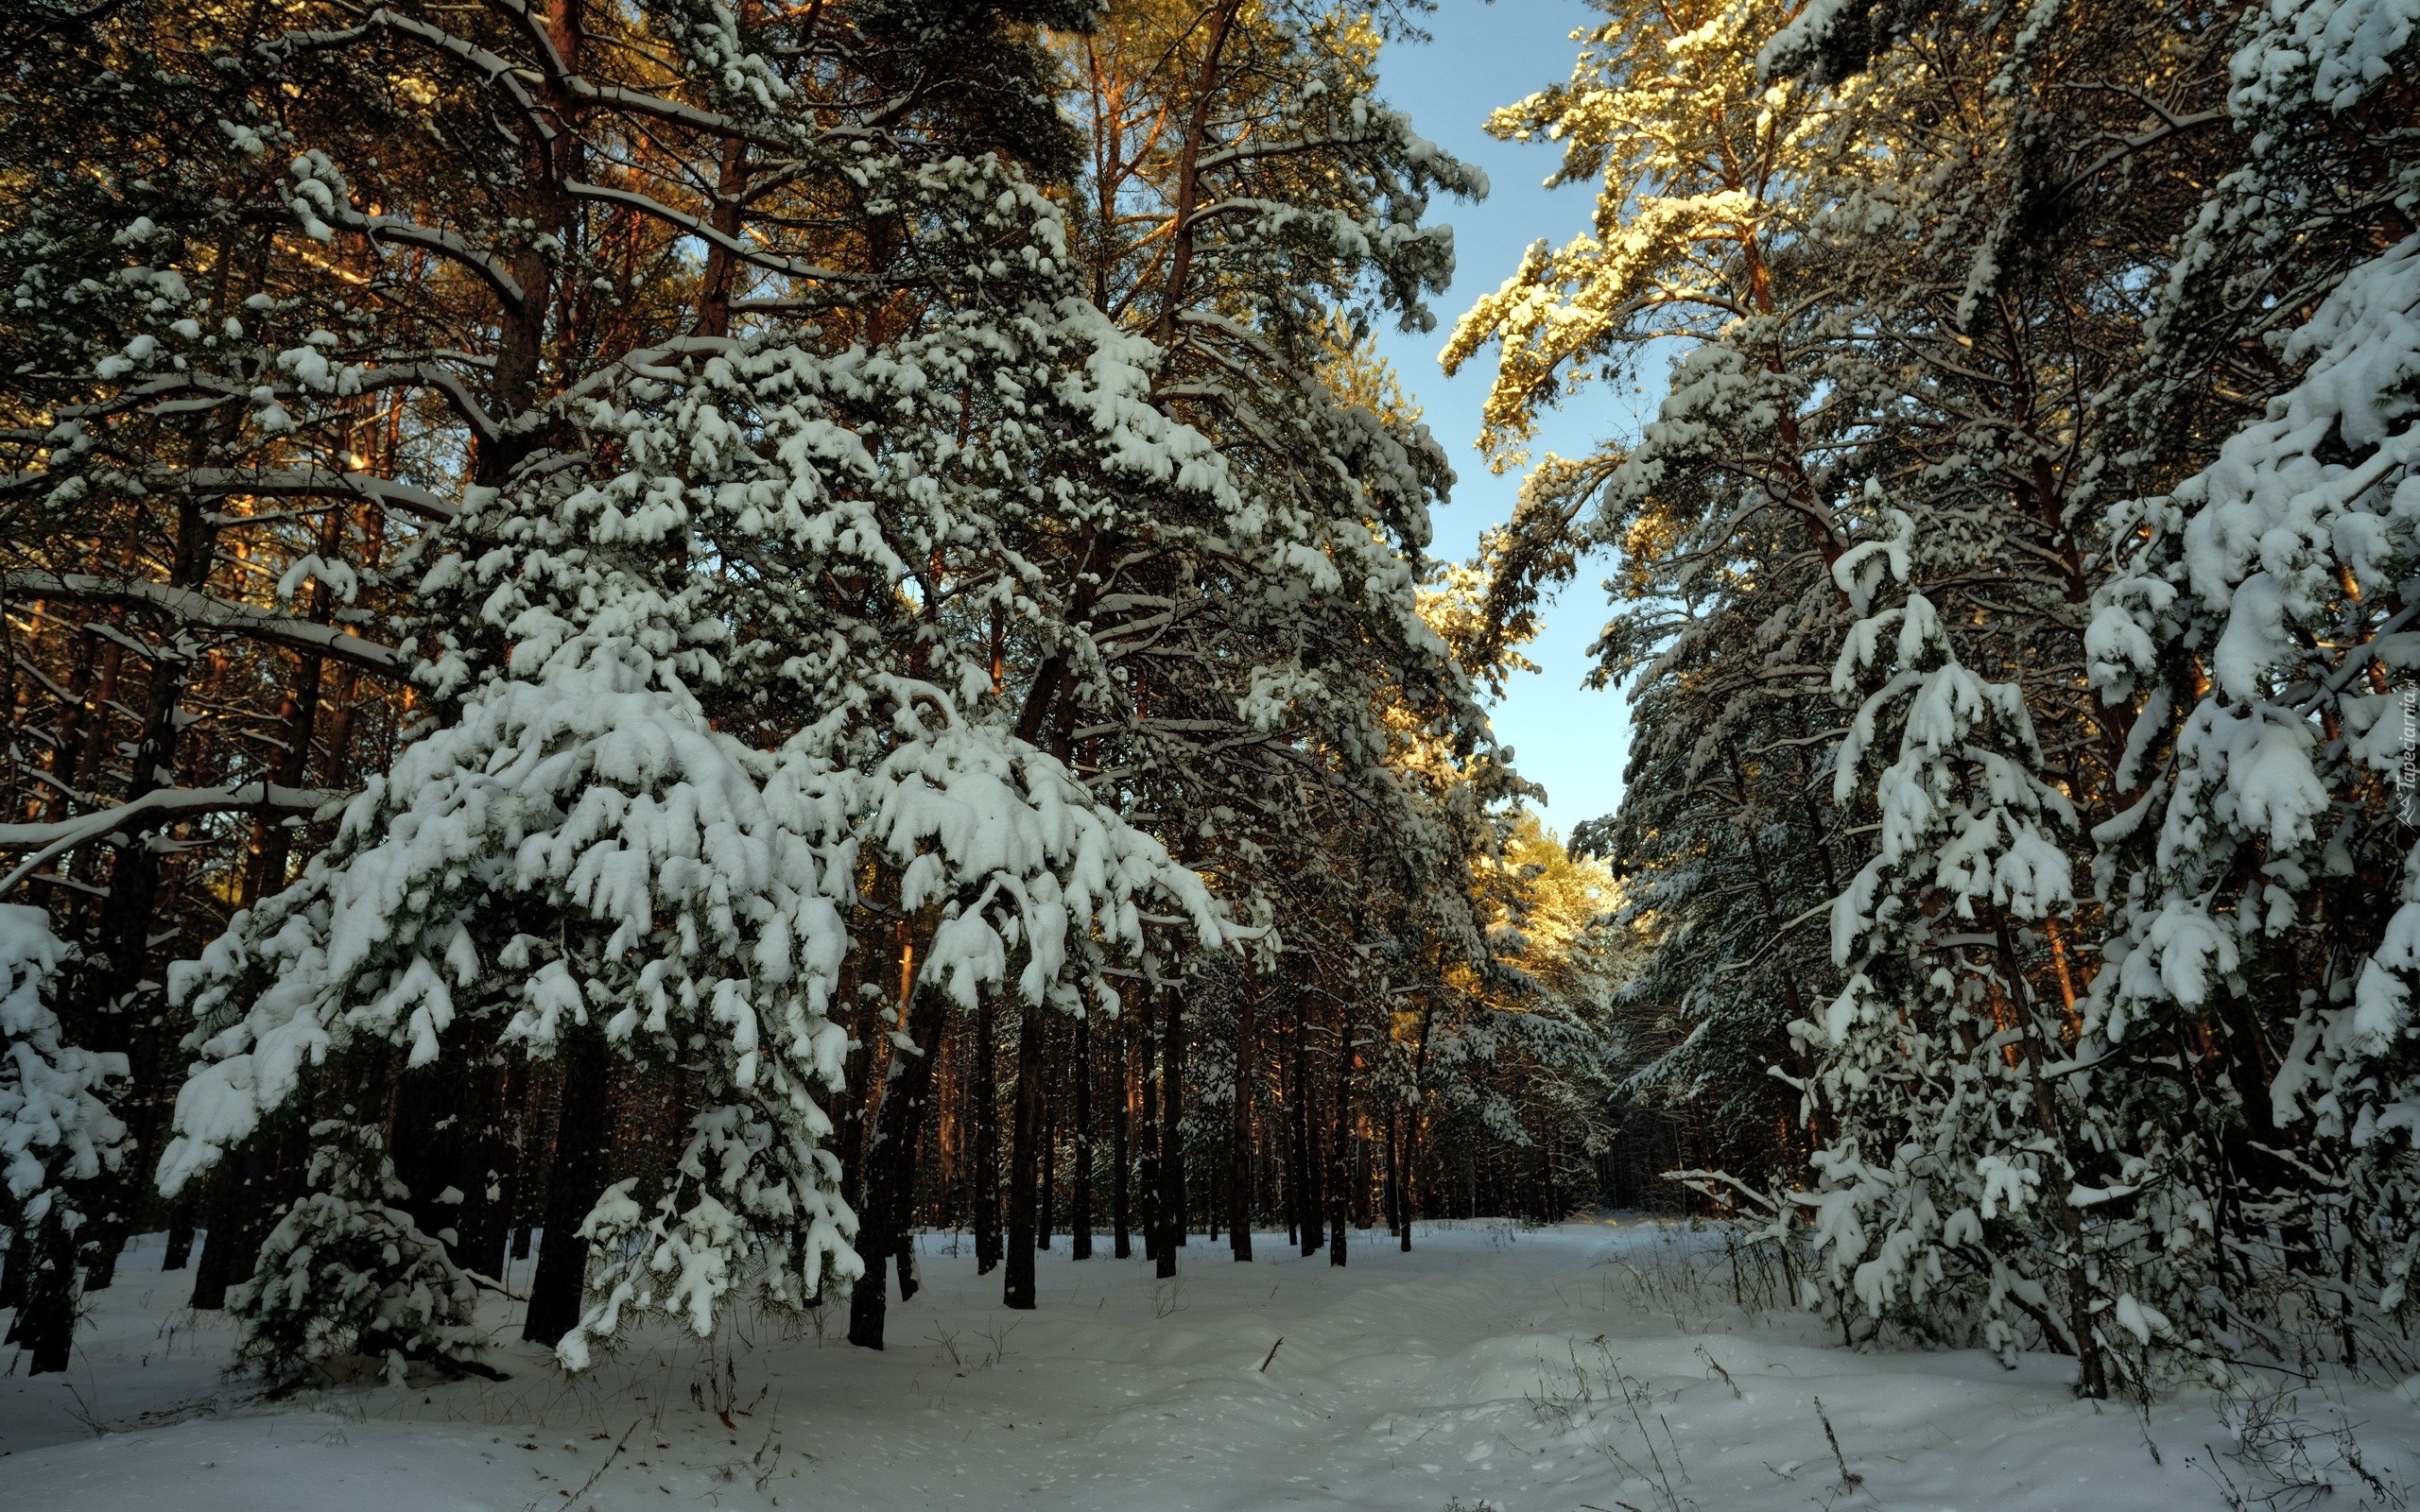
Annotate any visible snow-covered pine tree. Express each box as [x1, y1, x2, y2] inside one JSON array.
[[1451, 3, 2297, 1320], [1, 0, 1115, 1336], [164, 117, 1239, 1368], [156, 423, 873, 1369], [230, 1118, 486, 1385], [0, 903, 124, 1373], [2084, 0, 2420, 1366], [1804, 508, 2123, 1392], [1707, 0, 2241, 1387]]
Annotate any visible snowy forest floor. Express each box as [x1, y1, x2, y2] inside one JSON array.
[[4, 1218, 2416, 1511]]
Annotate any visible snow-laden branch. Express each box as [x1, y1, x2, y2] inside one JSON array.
[[282, 12, 553, 143], [184, 467, 458, 523], [564, 180, 876, 287], [6, 571, 406, 676], [350, 211, 527, 307], [0, 781, 345, 896], [353, 365, 503, 447], [0, 464, 456, 521], [1193, 129, 1401, 174]]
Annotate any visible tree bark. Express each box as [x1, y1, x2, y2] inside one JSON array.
[[522, 1032, 611, 1348], [694, 130, 751, 338], [1004, 1001, 1046, 1309], [1113, 1014, 1132, 1259], [1151, 0, 1244, 343], [1403, 988, 1434, 1251], [1139, 991, 1161, 1263], [1328, 1001, 1352, 1268], [1386, 1114, 1405, 1245], [972, 988, 1001, 1275], [186, 1164, 244, 1311], [1994, 919, 2110, 1398], [1037, 1044, 1055, 1252], [1156, 987, 1184, 1279], [188, 1124, 287, 1311], [1072, 1014, 1095, 1259], [1229, 964, 1256, 1262], [849, 984, 951, 1349], [1294, 991, 1322, 1256], [162, 1196, 197, 1271], [0, 1225, 26, 1322], [239, 500, 340, 906], [13, 1205, 78, 1373], [77, 483, 228, 1293]]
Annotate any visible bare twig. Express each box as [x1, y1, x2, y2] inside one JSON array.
[[562, 1418, 639, 1507], [1815, 1397, 1862, 1488]]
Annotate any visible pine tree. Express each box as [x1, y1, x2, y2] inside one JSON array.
[[2084, 0, 2420, 1363], [231, 1118, 488, 1384], [0, 903, 124, 1372], [1805, 509, 2119, 1391]]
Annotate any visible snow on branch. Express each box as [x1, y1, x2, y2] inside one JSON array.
[[563, 180, 877, 287], [0, 781, 344, 896], [5, 571, 406, 676], [184, 467, 458, 523]]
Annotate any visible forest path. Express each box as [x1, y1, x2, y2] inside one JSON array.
[[4, 1219, 2410, 1509]]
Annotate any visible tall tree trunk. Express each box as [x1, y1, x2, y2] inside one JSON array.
[[0, 1225, 26, 1322], [240, 499, 340, 906], [162, 1196, 197, 1271], [523, 1032, 611, 1348], [189, 1113, 308, 1313], [1282, 990, 1299, 1247], [694, 129, 751, 338], [1294, 992, 1322, 1256], [479, 1060, 522, 1281], [1403, 989, 1434, 1252], [1150, 0, 1244, 342], [849, 984, 951, 1349], [1004, 1001, 1046, 1309], [1229, 964, 1256, 1262], [973, 989, 1001, 1275], [1037, 1035, 1056, 1252], [1112, 1015, 1132, 1260], [475, 0, 580, 484], [76, 485, 228, 1295], [13, 1205, 78, 1373], [462, 1062, 514, 1279], [392, 1057, 472, 1264], [1328, 1002, 1352, 1268], [510, 1067, 554, 1270], [1353, 1115, 1372, 1230], [187, 1154, 253, 1311], [1072, 1014, 1095, 1259], [1139, 992, 1161, 1263], [1393, 1108, 1413, 1247], [1994, 919, 2110, 1399], [1156, 987, 1184, 1280], [837, 980, 882, 1221]]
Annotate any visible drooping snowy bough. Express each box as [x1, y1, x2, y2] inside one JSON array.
[[2088, 227, 2420, 1362], [0, 904, 127, 1373], [1799, 509, 2125, 1392]]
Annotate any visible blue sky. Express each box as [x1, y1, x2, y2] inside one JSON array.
[[1368, 0, 1651, 837]]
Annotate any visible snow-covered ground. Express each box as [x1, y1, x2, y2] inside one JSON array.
[[5, 1219, 2414, 1510]]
